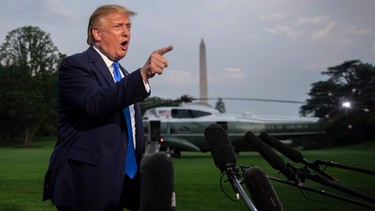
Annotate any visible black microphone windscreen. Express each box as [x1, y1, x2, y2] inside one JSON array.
[[244, 166, 283, 211], [260, 132, 337, 182], [204, 123, 236, 172], [244, 131, 285, 172], [140, 153, 174, 211], [259, 132, 303, 163]]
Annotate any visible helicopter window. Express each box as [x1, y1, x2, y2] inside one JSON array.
[[171, 109, 211, 118]]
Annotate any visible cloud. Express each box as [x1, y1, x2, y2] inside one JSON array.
[[24, 0, 81, 24], [223, 67, 246, 80], [149, 69, 199, 98], [225, 67, 241, 73], [161, 70, 197, 87], [258, 12, 287, 21], [263, 16, 336, 40], [311, 21, 336, 39], [372, 41, 375, 59], [291, 16, 329, 26], [347, 25, 372, 36], [264, 24, 303, 38]]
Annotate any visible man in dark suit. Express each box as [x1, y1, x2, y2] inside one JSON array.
[[43, 4, 173, 210]]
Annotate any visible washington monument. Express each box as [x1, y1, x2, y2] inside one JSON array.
[[199, 39, 208, 103]]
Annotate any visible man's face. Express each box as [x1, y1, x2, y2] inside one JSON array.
[[94, 12, 131, 61]]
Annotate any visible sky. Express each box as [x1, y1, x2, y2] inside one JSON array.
[[1, 0, 375, 116]]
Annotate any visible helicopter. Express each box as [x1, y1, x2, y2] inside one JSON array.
[[142, 96, 323, 157]]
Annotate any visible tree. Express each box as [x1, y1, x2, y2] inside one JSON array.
[[215, 97, 226, 113], [0, 26, 65, 146], [140, 96, 180, 114], [300, 60, 375, 138]]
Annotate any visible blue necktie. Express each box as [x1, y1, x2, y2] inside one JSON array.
[[113, 61, 137, 179]]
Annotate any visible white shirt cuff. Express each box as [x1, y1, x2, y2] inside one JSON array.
[[143, 80, 150, 93]]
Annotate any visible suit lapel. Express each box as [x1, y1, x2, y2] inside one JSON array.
[[119, 64, 129, 77], [87, 46, 131, 84], [86, 46, 114, 85], [85, 46, 144, 160]]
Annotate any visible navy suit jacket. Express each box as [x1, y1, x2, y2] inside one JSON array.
[[43, 46, 150, 210]]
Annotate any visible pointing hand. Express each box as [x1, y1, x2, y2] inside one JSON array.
[[141, 45, 174, 80]]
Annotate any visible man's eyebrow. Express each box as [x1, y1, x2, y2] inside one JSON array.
[[112, 20, 131, 26]]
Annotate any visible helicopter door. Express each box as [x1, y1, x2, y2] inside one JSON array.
[[145, 120, 161, 155]]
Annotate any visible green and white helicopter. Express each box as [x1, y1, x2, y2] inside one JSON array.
[[142, 97, 324, 157]]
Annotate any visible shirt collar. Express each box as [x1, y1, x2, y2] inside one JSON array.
[[92, 45, 115, 69]]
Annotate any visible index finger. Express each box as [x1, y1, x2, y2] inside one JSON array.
[[156, 45, 174, 56]]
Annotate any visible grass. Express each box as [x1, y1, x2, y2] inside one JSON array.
[[0, 139, 374, 211], [0, 140, 56, 211]]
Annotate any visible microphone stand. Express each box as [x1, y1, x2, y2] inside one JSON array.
[[293, 165, 375, 204], [268, 176, 375, 210], [314, 159, 375, 175], [255, 131, 375, 209], [226, 167, 258, 211]]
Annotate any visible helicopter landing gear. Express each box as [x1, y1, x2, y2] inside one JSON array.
[[166, 147, 181, 158]]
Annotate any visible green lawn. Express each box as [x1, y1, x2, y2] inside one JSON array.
[[0, 139, 374, 211]]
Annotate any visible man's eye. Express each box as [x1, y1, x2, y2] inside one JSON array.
[[114, 24, 123, 29]]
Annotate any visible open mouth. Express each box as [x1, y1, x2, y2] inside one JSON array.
[[121, 41, 128, 47]]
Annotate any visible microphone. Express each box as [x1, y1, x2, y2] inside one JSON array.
[[244, 166, 283, 211], [244, 131, 295, 182], [140, 153, 175, 211], [205, 124, 257, 211], [204, 123, 239, 199], [204, 123, 236, 172], [259, 132, 302, 163], [259, 132, 336, 182]]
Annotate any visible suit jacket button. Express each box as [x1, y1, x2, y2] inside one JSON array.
[[121, 172, 125, 176], [123, 144, 127, 150]]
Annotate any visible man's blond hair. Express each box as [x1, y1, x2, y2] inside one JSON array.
[[87, 4, 136, 45]]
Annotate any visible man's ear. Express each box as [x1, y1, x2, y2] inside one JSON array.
[[92, 28, 101, 41]]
